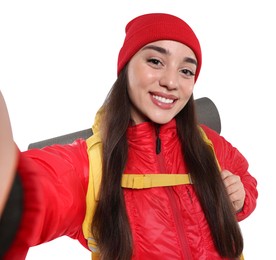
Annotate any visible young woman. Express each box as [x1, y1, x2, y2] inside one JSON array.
[[1, 13, 257, 260]]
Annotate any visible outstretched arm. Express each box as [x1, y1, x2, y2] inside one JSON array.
[[0, 91, 18, 217], [0, 92, 89, 259]]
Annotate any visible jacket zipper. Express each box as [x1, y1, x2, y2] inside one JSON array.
[[155, 125, 161, 154], [165, 187, 193, 260], [154, 126, 193, 259]]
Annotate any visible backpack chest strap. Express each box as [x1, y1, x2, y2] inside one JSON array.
[[121, 173, 192, 189]]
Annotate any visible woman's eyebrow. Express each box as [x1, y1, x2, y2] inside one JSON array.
[[141, 45, 167, 54], [184, 57, 197, 66], [141, 45, 197, 66]]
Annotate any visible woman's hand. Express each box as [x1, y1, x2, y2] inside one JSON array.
[[221, 169, 245, 213], [0, 91, 18, 218]]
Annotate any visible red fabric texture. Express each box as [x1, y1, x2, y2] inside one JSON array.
[[124, 120, 257, 259], [3, 139, 90, 260], [4, 120, 257, 259]]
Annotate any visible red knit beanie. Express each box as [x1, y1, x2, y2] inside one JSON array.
[[117, 13, 202, 82]]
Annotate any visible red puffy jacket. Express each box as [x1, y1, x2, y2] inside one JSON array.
[[4, 119, 258, 259]]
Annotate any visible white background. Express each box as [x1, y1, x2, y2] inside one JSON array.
[[0, 0, 275, 259]]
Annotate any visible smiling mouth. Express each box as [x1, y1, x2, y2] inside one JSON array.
[[152, 95, 175, 104]]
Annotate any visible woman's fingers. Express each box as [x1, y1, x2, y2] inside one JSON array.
[[221, 169, 245, 212]]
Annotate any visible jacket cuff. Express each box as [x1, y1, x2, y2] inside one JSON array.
[[0, 173, 23, 258]]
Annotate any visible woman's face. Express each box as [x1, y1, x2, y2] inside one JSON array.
[[127, 40, 197, 125]]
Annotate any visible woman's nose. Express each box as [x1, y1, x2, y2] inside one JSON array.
[[159, 69, 179, 90]]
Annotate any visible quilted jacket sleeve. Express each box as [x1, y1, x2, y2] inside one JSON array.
[[3, 139, 90, 260], [201, 125, 258, 222]]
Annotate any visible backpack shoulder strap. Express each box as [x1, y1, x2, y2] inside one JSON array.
[[82, 132, 102, 258], [198, 126, 221, 171], [82, 125, 227, 259]]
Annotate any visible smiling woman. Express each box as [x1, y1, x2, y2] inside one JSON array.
[[1, 12, 257, 260], [127, 40, 197, 124]]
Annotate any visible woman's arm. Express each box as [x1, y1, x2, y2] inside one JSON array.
[[2, 140, 90, 260], [0, 91, 90, 259], [0, 91, 18, 217], [201, 124, 258, 220]]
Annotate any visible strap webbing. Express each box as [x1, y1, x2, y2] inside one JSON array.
[[121, 173, 192, 189]]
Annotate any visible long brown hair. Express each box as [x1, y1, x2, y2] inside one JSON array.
[[92, 67, 243, 259]]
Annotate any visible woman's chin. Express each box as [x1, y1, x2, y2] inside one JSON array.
[[149, 115, 174, 125]]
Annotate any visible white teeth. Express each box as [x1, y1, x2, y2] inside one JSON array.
[[152, 95, 174, 104]]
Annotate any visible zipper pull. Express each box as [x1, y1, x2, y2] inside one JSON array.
[[155, 125, 161, 154]]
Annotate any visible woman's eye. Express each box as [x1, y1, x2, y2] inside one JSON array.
[[147, 58, 162, 66], [181, 68, 195, 77]]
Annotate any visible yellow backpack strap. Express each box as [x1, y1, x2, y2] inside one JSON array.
[[82, 124, 244, 259], [121, 173, 192, 189], [199, 127, 245, 260], [198, 126, 221, 171], [82, 132, 102, 259]]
